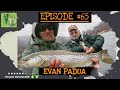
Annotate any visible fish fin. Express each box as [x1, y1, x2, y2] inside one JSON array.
[[101, 50, 113, 64], [64, 49, 71, 52], [18, 67, 22, 71], [88, 64, 95, 67], [101, 49, 108, 54]]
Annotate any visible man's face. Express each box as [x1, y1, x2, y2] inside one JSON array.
[[69, 29, 80, 40], [39, 26, 55, 41]]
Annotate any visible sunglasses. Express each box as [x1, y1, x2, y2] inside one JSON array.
[[40, 26, 54, 32]]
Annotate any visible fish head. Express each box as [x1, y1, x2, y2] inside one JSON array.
[[18, 59, 31, 69], [18, 57, 50, 69]]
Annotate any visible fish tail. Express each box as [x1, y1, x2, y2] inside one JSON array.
[[101, 50, 113, 64]]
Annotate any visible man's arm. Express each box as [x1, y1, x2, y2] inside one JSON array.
[[65, 40, 84, 52], [91, 34, 104, 51], [84, 34, 104, 53]]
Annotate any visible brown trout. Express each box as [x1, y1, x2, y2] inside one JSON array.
[[18, 50, 113, 69]]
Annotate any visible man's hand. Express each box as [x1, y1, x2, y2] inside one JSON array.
[[91, 58, 99, 69], [83, 46, 89, 51], [49, 59, 64, 68], [86, 47, 95, 54]]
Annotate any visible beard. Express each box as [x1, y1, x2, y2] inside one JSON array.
[[41, 33, 56, 41], [70, 35, 79, 41]]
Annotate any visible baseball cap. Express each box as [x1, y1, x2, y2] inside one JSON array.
[[68, 25, 78, 32]]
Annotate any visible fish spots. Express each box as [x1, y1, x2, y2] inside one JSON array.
[[18, 50, 103, 68]]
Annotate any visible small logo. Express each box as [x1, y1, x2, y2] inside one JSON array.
[[31, 75, 39, 79], [1, 13, 17, 28]]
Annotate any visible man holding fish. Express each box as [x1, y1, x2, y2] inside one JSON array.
[[21, 22, 101, 79], [65, 25, 104, 78]]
